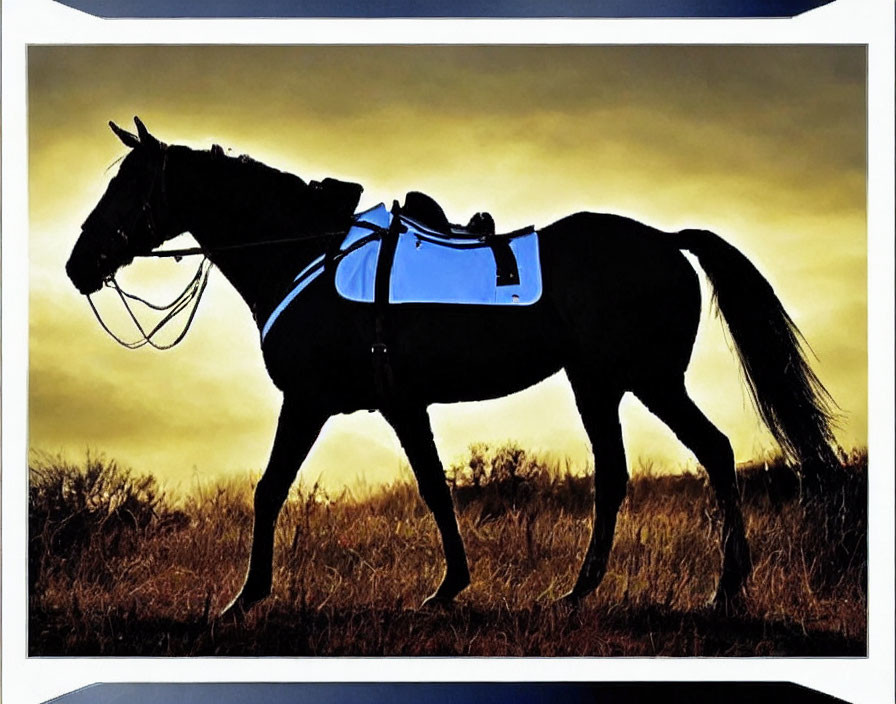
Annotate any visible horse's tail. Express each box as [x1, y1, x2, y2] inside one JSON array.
[[676, 228, 839, 468]]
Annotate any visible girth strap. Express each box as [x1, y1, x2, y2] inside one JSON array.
[[371, 201, 406, 406]]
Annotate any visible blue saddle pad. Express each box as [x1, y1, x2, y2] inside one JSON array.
[[260, 203, 542, 343], [335, 203, 543, 306]]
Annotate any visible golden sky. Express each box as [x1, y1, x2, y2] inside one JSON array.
[[28, 45, 866, 493]]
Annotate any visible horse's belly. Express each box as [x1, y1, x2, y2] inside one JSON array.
[[386, 302, 564, 403], [262, 285, 565, 409]]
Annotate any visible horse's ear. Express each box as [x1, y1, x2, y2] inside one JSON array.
[[109, 121, 140, 149], [133, 116, 161, 151]]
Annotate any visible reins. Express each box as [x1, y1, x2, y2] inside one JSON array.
[[87, 257, 211, 350], [139, 227, 373, 260]]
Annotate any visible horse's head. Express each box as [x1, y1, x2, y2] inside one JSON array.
[[67, 117, 175, 295]]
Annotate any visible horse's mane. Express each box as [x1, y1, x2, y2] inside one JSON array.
[[175, 144, 314, 228], [177, 145, 360, 238], [212, 146, 309, 196]]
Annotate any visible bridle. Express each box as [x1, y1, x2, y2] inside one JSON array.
[[85, 148, 360, 350], [85, 146, 216, 351]]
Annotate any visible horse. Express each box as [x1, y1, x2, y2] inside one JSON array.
[[66, 117, 838, 619]]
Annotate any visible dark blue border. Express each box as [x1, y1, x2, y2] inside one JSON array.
[[46, 682, 848, 704], [53, 0, 836, 18]]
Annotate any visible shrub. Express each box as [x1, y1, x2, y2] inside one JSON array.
[[29, 453, 187, 591]]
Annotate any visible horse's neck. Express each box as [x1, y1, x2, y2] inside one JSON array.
[[165, 146, 324, 325]]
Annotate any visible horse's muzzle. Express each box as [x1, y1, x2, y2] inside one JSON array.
[[66, 234, 106, 295]]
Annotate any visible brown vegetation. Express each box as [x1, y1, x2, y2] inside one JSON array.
[[29, 445, 866, 656]]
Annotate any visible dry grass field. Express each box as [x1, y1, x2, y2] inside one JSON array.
[[28, 444, 866, 656]]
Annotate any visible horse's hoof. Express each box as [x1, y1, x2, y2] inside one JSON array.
[[421, 593, 456, 610], [218, 591, 262, 624], [217, 602, 246, 625], [709, 588, 747, 616], [421, 571, 470, 609], [421, 580, 470, 609], [556, 591, 584, 608]]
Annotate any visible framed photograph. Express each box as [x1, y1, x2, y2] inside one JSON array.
[[3, 1, 893, 702]]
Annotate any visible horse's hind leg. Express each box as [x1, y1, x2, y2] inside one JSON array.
[[383, 404, 470, 605], [562, 370, 628, 602], [634, 376, 752, 609]]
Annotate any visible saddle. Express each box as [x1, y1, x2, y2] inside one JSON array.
[[402, 191, 496, 239], [400, 191, 520, 286]]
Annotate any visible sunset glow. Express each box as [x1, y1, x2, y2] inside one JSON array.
[[28, 45, 866, 492]]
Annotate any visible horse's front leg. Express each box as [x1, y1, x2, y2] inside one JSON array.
[[221, 396, 325, 618], [384, 403, 470, 605]]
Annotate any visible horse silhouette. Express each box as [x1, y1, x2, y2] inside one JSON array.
[[66, 117, 838, 618]]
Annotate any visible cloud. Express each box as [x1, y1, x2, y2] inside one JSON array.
[[28, 45, 867, 489]]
